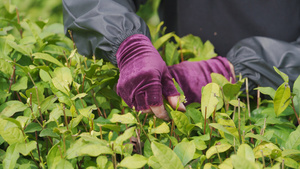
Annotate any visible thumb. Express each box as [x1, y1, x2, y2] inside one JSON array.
[[167, 96, 186, 112]]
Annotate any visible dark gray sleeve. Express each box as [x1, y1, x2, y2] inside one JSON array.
[[227, 36, 300, 92], [62, 0, 150, 65]]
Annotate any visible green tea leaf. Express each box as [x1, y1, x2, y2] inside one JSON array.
[[223, 83, 241, 101], [3, 143, 19, 169], [55, 159, 74, 169], [206, 143, 231, 159], [78, 105, 97, 118], [150, 122, 170, 134], [110, 113, 137, 124], [7, 40, 32, 56], [231, 155, 260, 169], [115, 127, 136, 145], [16, 141, 37, 156], [24, 122, 43, 133], [273, 66, 289, 83], [211, 73, 229, 87], [253, 142, 281, 158], [33, 53, 64, 67], [118, 154, 148, 168], [97, 156, 111, 169], [52, 67, 72, 95], [201, 83, 220, 119], [153, 32, 175, 49], [0, 100, 27, 117], [245, 133, 270, 143], [285, 125, 300, 149], [237, 144, 255, 162], [39, 69, 52, 82], [282, 149, 300, 157], [170, 111, 189, 135], [274, 83, 291, 116], [0, 58, 13, 79], [11, 76, 28, 91], [255, 87, 276, 99], [148, 156, 163, 169], [173, 141, 196, 166], [165, 42, 179, 66], [151, 141, 184, 169], [293, 75, 300, 115]]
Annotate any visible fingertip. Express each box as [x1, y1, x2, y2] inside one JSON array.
[[167, 96, 186, 112], [150, 105, 170, 121], [141, 109, 152, 114]]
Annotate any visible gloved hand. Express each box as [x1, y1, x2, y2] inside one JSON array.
[[116, 34, 186, 120], [168, 56, 235, 105]]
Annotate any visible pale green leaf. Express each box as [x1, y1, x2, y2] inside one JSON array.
[[170, 111, 189, 135], [273, 66, 289, 83], [150, 122, 170, 134], [148, 156, 163, 169], [118, 154, 148, 168], [3, 143, 19, 169], [33, 52, 64, 67], [211, 73, 229, 87], [285, 125, 300, 149], [11, 76, 28, 91], [39, 69, 52, 82], [71, 93, 87, 100], [16, 141, 37, 156], [237, 144, 255, 162], [78, 105, 97, 118], [274, 83, 291, 116], [253, 142, 281, 158], [201, 83, 220, 119], [52, 67, 73, 95], [110, 113, 137, 124], [0, 58, 13, 79], [173, 141, 196, 166], [231, 155, 260, 169], [0, 100, 27, 117], [115, 127, 136, 146], [153, 32, 175, 49], [206, 143, 231, 159], [151, 141, 184, 169], [255, 87, 276, 99], [97, 156, 108, 169]]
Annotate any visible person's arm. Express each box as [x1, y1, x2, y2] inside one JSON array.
[[62, 0, 149, 65], [63, 0, 185, 120]]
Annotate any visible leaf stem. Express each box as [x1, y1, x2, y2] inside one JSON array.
[[291, 96, 300, 125], [238, 98, 242, 144], [215, 146, 223, 163], [261, 150, 265, 168], [204, 106, 207, 135]]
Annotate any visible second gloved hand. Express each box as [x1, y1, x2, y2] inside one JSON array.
[[116, 34, 185, 120], [168, 56, 236, 105]]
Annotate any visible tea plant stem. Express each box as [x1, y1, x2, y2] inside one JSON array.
[[233, 138, 236, 154], [215, 146, 223, 163], [91, 89, 106, 118], [269, 155, 273, 167], [261, 150, 265, 168], [35, 131, 42, 165], [180, 43, 184, 62], [291, 96, 300, 125], [204, 106, 207, 135], [134, 112, 151, 142], [99, 125, 103, 139], [153, 116, 157, 138], [246, 78, 251, 118], [282, 159, 284, 169], [62, 103, 69, 130], [63, 51, 70, 67], [111, 143, 117, 169], [135, 129, 142, 154], [28, 72, 44, 122], [81, 74, 86, 93], [143, 113, 148, 126], [16, 8, 23, 38], [7, 60, 16, 99], [260, 118, 267, 136], [238, 99, 242, 144], [68, 30, 76, 49], [257, 87, 260, 109]]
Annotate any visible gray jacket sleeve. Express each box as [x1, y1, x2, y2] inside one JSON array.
[[62, 0, 150, 65]]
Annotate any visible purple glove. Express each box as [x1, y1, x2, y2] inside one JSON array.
[[116, 34, 185, 120], [168, 56, 235, 105]]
